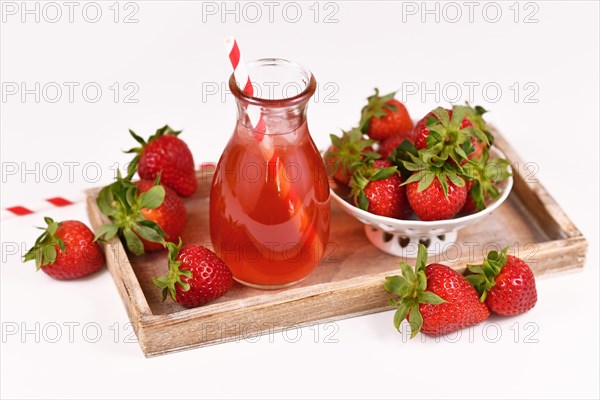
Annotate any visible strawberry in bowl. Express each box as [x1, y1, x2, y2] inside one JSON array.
[[328, 100, 512, 257]]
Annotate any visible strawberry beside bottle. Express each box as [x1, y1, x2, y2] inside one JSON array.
[[95, 174, 187, 255], [153, 240, 233, 308], [126, 125, 197, 197]]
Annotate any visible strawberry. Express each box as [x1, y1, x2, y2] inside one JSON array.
[[325, 128, 379, 185], [384, 244, 489, 337], [350, 160, 410, 219], [413, 106, 489, 164], [461, 148, 511, 213], [153, 240, 233, 308], [463, 103, 494, 146], [401, 150, 467, 221], [95, 174, 187, 255], [23, 217, 104, 280], [406, 176, 466, 221], [359, 89, 414, 141], [460, 180, 478, 214], [379, 134, 408, 159], [126, 125, 197, 197], [466, 248, 537, 316], [135, 179, 187, 251]]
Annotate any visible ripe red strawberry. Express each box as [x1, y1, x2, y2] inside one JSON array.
[[136, 179, 187, 251], [127, 125, 197, 197], [359, 89, 413, 141], [385, 244, 489, 337], [466, 248, 537, 316], [153, 240, 233, 308], [413, 106, 489, 164], [461, 180, 478, 214], [325, 128, 378, 185], [23, 217, 104, 280], [350, 160, 410, 219], [414, 108, 472, 149], [405, 174, 467, 221], [96, 174, 187, 255], [378, 134, 411, 159]]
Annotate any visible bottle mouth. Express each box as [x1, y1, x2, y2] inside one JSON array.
[[229, 58, 316, 107]]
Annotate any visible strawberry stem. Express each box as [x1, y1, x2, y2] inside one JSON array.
[[23, 217, 66, 270], [384, 244, 445, 338], [152, 239, 192, 302], [358, 88, 397, 133], [95, 173, 167, 255], [465, 247, 509, 302]]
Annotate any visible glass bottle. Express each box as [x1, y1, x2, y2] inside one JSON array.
[[209, 58, 330, 289]]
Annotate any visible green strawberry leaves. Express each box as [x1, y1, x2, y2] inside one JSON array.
[[152, 239, 193, 302], [408, 307, 424, 337], [388, 139, 419, 179], [462, 148, 511, 211], [325, 128, 380, 181], [138, 185, 165, 209], [384, 244, 446, 338], [420, 105, 489, 166], [401, 152, 465, 198], [464, 102, 494, 145], [23, 217, 66, 270], [95, 172, 167, 256], [393, 303, 411, 331], [122, 227, 145, 256], [371, 166, 397, 181], [94, 223, 119, 242], [418, 291, 446, 304], [358, 88, 398, 133], [128, 129, 146, 147], [431, 106, 451, 126], [466, 247, 509, 302]]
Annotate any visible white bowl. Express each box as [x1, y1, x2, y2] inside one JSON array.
[[330, 147, 513, 257]]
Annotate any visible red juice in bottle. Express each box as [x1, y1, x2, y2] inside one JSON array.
[[209, 59, 330, 288]]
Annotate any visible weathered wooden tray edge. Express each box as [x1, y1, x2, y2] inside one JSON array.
[[85, 129, 588, 357]]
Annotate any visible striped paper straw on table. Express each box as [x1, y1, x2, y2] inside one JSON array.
[[1, 196, 83, 220]]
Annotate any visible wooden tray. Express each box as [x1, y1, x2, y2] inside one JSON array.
[[86, 129, 587, 357]]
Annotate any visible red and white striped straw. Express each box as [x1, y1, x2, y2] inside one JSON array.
[[1, 196, 83, 220], [2, 161, 219, 220], [224, 36, 268, 140]]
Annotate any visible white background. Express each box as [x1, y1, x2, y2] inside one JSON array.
[[1, 1, 599, 399]]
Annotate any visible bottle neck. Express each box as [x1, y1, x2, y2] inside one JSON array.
[[235, 100, 309, 135], [229, 59, 316, 136]]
